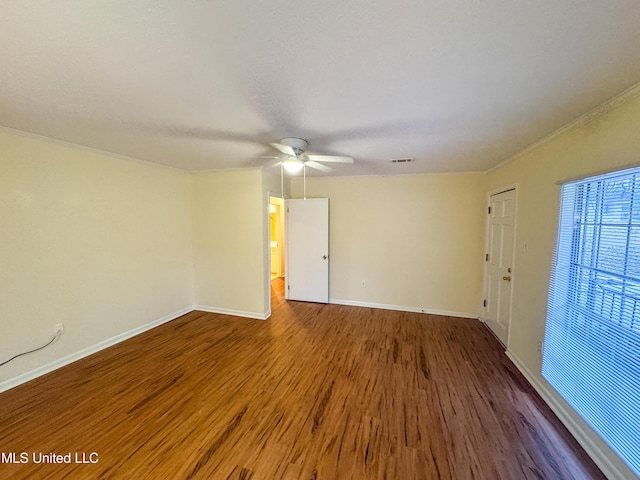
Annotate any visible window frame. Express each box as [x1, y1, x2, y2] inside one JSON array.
[[542, 165, 640, 477]]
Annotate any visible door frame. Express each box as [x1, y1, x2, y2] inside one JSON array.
[[269, 200, 285, 278], [481, 184, 519, 349], [265, 191, 287, 319]]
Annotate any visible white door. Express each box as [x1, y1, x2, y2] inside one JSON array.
[[286, 198, 329, 303], [484, 189, 516, 346]]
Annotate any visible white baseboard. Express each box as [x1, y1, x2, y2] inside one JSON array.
[[0, 306, 193, 394], [194, 305, 269, 320], [505, 351, 631, 480], [329, 298, 477, 319]]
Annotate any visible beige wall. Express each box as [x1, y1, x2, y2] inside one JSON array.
[[262, 166, 287, 199], [0, 130, 194, 384], [487, 88, 640, 479], [291, 173, 486, 317], [192, 169, 268, 318]]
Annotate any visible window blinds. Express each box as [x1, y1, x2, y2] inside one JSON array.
[[542, 166, 640, 476]]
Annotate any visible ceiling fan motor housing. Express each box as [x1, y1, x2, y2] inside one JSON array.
[[280, 137, 309, 155]]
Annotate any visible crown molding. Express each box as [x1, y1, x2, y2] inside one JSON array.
[[488, 81, 640, 174]]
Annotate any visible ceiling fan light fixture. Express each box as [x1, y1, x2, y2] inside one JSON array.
[[269, 137, 351, 173], [283, 158, 304, 173]]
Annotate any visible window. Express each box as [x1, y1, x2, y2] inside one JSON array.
[[543, 166, 640, 475]]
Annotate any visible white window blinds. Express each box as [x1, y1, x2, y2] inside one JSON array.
[[542, 166, 640, 476]]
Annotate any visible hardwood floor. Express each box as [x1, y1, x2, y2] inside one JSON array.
[[0, 278, 605, 479]]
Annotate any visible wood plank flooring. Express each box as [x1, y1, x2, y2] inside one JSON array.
[[0, 278, 605, 479]]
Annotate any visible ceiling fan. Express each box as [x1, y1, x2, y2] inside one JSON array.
[[268, 137, 353, 173]]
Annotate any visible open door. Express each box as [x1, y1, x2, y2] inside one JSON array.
[[286, 198, 329, 303]]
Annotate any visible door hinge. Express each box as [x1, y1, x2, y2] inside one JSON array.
[[483, 299, 487, 307], [287, 284, 290, 290], [485, 253, 489, 262], [488, 206, 491, 214]]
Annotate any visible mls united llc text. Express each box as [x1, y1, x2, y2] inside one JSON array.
[[1, 452, 99, 464]]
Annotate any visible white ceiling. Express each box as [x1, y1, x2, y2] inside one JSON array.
[[2, 1, 640, 177]]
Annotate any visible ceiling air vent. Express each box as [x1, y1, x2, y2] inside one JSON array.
[[390, 158, 415, 163]]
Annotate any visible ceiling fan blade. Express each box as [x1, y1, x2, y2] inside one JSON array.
[[304, 160, 332, 172], [305, 154, 354, 164], [270, 143, 297, 157]]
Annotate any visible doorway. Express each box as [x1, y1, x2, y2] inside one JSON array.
[[483, 188, 517, 346], [269, 196, 285, 281]]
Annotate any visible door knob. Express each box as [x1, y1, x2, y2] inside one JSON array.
[[503, 276, 511, 281], [322, 255, 327, 260]]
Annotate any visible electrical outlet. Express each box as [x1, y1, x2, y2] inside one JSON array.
[[537, 340, 543, 353], [361, 280, 366, 287], [55, 323, 64, 335]]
